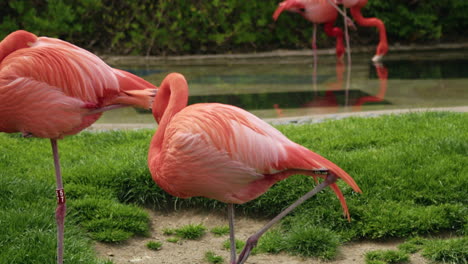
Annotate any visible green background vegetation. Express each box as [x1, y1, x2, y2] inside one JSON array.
[[0, 112, 467, 263], [1, 0, 467, 55]]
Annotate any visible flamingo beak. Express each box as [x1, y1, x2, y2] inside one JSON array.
[[371, 54, 383, 62]]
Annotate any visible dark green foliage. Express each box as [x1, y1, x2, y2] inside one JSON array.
[[365, 250, 410, 264], [1, 1, 467, 55]]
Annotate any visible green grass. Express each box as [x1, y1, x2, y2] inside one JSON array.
[[205, 251, 224, 264], [0, 112, 467, 262], [163, 224, 207, 240], [421, 237, 468, 263], [210, 226, 230, 236], [166, 237, 180, 243], [223, 239, 242, 253], [146, 241, 163, 251], [378, 236, 468, 264], [255, 226, 340, 259], [398, 236, 427, 254], [162, 228, 176, 236], [365, 250, 410, 264]]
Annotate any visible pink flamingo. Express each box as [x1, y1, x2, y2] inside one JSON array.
[[274, 0, 388, 62], [148, 73, 361, 264], [273, 0, 350, 59], [343, 0, 388, 61], [0, 30, 157, 264]]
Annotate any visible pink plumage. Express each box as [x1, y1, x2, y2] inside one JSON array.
[[0, 30, 157, 264], [148, 73, 361, 264], [148, 73, 361, 213], [0, 30, 156, 139]]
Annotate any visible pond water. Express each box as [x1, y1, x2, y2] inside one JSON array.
[[97, 50, 468, 124]]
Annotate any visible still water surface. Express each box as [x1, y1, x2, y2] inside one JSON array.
[[97, 50, 468, 124]]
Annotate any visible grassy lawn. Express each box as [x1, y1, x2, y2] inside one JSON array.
[[0, 112, 466, 263]]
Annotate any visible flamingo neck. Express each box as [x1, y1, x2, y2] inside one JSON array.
[[350, 7, 387, 55], [149, 73, 189, 154]]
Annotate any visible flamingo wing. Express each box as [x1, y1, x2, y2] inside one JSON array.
[[0, 77, 92, 138], [153, 103, 302, 203]]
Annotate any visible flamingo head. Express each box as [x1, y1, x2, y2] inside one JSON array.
[[372, 42, 388, 62], [273, 0, 306, 21], [0, 30, 37, 62]]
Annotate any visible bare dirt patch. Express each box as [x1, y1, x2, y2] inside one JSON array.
[[95, 209, 428, 264]]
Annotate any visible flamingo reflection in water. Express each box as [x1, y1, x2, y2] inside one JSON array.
[[272, 61, 388, 118]]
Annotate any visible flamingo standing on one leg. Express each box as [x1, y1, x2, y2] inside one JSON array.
[[343, 0, 388, 61], [0, 30, 157, 264], [148, 73, 361, 264]]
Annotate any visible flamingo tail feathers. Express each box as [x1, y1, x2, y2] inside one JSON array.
[[330, 183, 350, 220], [283, 145, 361, 220]]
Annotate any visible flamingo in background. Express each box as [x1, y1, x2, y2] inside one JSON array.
[[273, 0, 388, 61], [148, 73, 361, 264], [273, 0, 352, 60], [0, 30, 157, 264], [343, 0, 388, 61]]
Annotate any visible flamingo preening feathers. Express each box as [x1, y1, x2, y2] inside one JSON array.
[[0, 30, 157, 264], [148, 73, 361, 264]]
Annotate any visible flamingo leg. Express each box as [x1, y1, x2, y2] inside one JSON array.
[[343, 5, 352, 108], [312, 23, 318, 94], [236, 173, 338, 264], [228, 204, 237, 264], [51, 139, 66, 264]]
